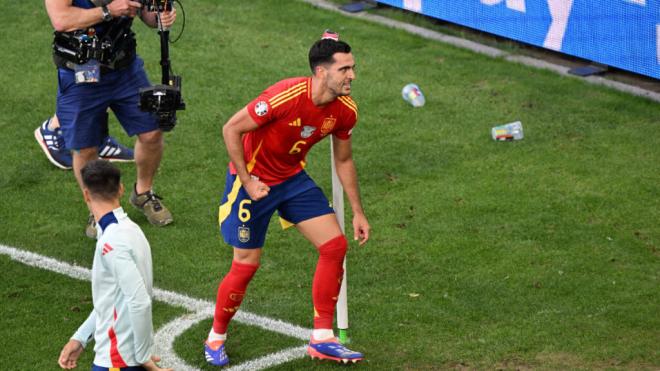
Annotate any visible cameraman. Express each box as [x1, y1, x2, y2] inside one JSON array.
[[46, 0, 177, 236]]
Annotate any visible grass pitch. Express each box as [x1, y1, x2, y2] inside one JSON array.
[[0, 0, 659, 369]]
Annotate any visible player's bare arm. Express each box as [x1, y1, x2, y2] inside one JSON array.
[[222, 107, 270, 201], [332, 135, 370, 245]]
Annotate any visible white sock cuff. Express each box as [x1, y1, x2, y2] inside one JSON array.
[[208, 328, 227, 342], [312, 328, 335, 341]]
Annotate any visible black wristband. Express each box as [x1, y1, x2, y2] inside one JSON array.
[[101, 5, 112, 22]]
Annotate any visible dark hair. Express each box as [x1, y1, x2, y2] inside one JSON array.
[[81, 160, 121, 201], [308, 39, 352, 74]]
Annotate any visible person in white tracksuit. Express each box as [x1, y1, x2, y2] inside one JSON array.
[[58, 159, 171, 371]]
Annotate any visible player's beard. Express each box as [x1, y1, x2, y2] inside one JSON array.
[[329, 79, 352, 97], [340, 80, 352, 96]]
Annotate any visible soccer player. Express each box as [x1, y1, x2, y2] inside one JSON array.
[[205, 31, 370, 366], [57, 160, 171, 371]]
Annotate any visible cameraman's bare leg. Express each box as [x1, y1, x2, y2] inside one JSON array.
[[48, 115, 60, 130], [130, 128, 172, 226], [134, 129, 163, 194]]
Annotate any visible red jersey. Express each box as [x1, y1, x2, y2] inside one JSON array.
[[231, 77, 358, 185]]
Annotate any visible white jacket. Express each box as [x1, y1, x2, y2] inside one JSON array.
[[72, 207, 154, 368]]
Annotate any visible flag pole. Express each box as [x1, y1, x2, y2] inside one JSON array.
[[331, 136, 349, 344]]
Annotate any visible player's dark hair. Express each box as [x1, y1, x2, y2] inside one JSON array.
[[308, 38, 352, 74], [81, 160, 121, 201]]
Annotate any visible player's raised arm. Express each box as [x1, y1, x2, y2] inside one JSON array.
[[222, 107, 270, 201]]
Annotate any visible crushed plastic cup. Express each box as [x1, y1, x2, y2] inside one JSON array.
[[402, 83, 425, 107], [492, 121, 524, 141]]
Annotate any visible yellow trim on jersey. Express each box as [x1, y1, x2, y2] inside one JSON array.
[[279, 217, 295, 230], [271, 87, 307, 109], [218, 140, 263, 225], [338, 96, 358, 112], [342, 95, 357, 109], [246, 140, 263, 173], [269, 82, 307, 107], [269, 81, 306, 103], [110, 368, 120, 371], [307, 78, 311, 99], [338, 96, 358, 119]]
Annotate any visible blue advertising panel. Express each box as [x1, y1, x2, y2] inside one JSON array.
[[376, 0, 660, 80]]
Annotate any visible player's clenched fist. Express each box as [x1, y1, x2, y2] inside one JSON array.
[[58, 339, 84, 369], [245, 179, 270, 201]]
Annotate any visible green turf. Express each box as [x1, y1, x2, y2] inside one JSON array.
[[0, 0, 659, 369], [0, 255, 186, 370]]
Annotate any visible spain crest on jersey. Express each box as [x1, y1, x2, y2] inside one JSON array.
[[320, 116, 336, 136], [238, 226, 250, 243]]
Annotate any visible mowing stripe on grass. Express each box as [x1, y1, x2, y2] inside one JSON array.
[[0, 244, 310, 370]]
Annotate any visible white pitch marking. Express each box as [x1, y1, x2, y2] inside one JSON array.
[[153, 310, 212, 370], [0, 244, 91, 281], [0, 244, 310, 370], [225, 345, 308, 371], [234, 311, 310, 341], [0, 245, 311, 339], [153, 287, 209, 312]]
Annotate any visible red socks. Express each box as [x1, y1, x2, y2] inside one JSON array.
[[212, 260, 259, 334], [213, 235, 348, 333], [312, 235, 348, 329]]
